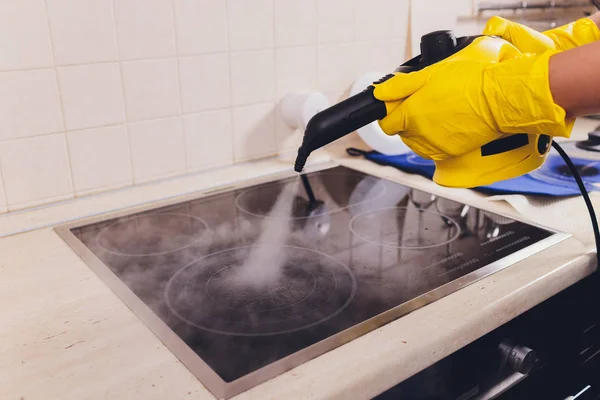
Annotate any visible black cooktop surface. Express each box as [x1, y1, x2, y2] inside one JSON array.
[[68, 165, 561, 396]]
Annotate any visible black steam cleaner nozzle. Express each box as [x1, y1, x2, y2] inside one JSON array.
[[294, 153, 308, 173], [293, 87, 388, 172]]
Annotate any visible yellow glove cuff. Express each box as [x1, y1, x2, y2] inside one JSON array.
[[544, 17, 600, 50], [482, 50, 574, 138]]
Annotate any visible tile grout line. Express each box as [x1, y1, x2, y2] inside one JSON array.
[[272, 0, 280, 152], [352, 0, 359, 43], [170, 0, 190, 174], [316, 0, 323, 94], [0, 141, 8, 209], [0, 161, 9, 212], [0, 101, 281, 145], [111, 0, 136, 188], [5, 38, 399, 74], [224, 0, 237, 163], [0, 42, 411, 74], [42, 0, 76, 199], [221, 0, 234, 167]]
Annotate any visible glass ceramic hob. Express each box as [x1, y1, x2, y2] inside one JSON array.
[[56, 165, 568, 399]]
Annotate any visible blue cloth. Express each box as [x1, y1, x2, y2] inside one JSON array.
[[347, 148, 598, 197]]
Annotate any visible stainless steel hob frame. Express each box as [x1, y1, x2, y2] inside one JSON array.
[[54, 161, 570, 399]]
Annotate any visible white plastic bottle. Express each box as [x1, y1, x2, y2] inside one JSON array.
[[277, 91, 331, 165], [349, 72, 411, 156]]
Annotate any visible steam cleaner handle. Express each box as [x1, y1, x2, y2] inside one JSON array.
[[301, 86, 387, 151], [300, 31, 479, 155]]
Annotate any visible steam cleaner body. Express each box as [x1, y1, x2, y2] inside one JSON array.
[[294, 30, 555, 189]]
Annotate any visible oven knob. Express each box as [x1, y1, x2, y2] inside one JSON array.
[[507, 345, 538, 374]]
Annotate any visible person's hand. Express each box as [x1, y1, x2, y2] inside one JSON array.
[[483, 16, 600, 54], [482, 16, 556, 53], [372, 40, 573, 162]]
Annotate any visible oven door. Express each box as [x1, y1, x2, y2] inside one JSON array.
[[378, 274, 600, 400], [376, 336, 540, 400]]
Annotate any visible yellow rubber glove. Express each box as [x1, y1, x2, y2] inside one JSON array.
[[483, 15, 600, 54], [373, 43, 573, 162]]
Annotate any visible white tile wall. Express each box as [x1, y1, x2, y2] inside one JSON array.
[[0, 0, 424, 213], [227, 0, 274, 51], [179, 54, 231, 113], [0, 0, 53, 70], [317, 0, 356, 44], [233, 103, 276, 162], [58, 63, 125, 130], [388, 0, 411, 38], [274, 0, 317, 47], [46, 0, 118, 65], [184, 110, 234, 171], [353, 42, 392, 76], [386, 40, 410, 71], [0, 170, 6, 213], [317, 44, 357, 92], [174, 0, 228, 55], [355, 0, 410, 41], [0, 134, 73, 210], [66, 125, 132, 195], [275, 47, 318, 96], [128, 117, 186, 183], [114, 0, 177, 60], [0, 69, 63, 140], [230, 50, 276, 106], [122, 59, 181, 121], [355, 0, 388, 41]]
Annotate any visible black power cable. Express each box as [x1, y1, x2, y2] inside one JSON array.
[[552, 141, 600, 267]]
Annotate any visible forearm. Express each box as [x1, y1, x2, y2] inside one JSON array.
[[591, 12, 600, 29], [549, 39, 600, 118]]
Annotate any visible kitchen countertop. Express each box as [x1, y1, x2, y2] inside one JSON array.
[[2, 118, 600, 400]]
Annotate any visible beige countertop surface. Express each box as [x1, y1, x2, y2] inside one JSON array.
[[2, 118, 600, 400]]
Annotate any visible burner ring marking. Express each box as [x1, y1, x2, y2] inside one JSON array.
[[202, 265, 318, 312], [349, 207, 461, 249], [164, 245, 356, 336], [234, 173, 388, 220], [95, 212, 209, 257]]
